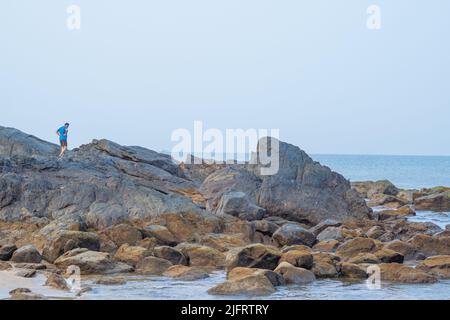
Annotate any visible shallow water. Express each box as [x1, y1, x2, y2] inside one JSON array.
[[408, 210, 450, 229], [80, 272, 450, 300]]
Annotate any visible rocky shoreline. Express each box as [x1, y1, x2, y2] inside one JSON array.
[[0, 126, 449, 299]]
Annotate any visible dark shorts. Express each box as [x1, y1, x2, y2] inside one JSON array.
[[60, 139, 67, 147]]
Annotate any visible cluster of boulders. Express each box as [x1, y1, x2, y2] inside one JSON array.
[[0, 126, 449, 298]]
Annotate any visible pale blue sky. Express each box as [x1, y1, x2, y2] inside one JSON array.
[[1, 1, 449, 155]]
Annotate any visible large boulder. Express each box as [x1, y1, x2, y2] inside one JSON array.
[[201, 138, 371, 225], [335, 237, 377, 260], [227, 267, 285, 286], [214, 191, 265, 221], [113, 244, 151, 266], [274, 262, 316, 284], [175, 243, 225, 267], [136, 256, 173, 275], [42, 230, 100, 263], [10, 245, 42, 263], [279, 249, 313, 269], [225, 244, 282, 270], [272, 223, 316, 247]]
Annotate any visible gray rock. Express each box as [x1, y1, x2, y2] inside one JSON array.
[[0, 244, 17, 261], [309, 219, 342, 236], [272, 223, 316, 247], [316, 227, 345, 242], [11, 245, 42, 263], [215, 191, 265, 221], [201, 138, 371, 225]]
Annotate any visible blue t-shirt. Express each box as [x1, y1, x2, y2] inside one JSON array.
[[58, 126, 68, 140]]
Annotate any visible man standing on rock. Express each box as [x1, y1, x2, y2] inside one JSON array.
[[56, 123, 69, 158]]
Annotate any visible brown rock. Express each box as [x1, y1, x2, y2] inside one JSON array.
[[136, 256, 173, 275], [339, 262, 368, 279], [374, 248, 404, 263], [227, 267, 285, 286], [379, 263, 437, 283], [103, 224, 143, 246], [163, 265, 209, 281], [225, 244, 282, 270], [274, 262, 316, 284], [335, 237, 376, 260], [11, 245, 42, 264], [198, 233, 248, 252], [142, 225, 177, 246], [384, 240, 418, 260], [414, 191, 450, 211], [348, 253, 380, 264], [279, 250, 313, 269], [44, 273, 70, 291], [153, 246, 187, 265], [176, 243, 225, 267], [409, 235, 450, 257], [416, 255, 450, 278], [312, 240, 340, 252], [311, 252, 340, 278], [208, 274, 276, 296], [113, 244, 151, 266]]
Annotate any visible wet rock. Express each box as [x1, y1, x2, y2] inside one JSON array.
[[95, 277, 127, 285], [227, 267, 285, 286], [378, 206, 415, 221], [176, 243, 225, 267], [11, 245, 42, 263], [378, 263, 437, 283], [15, 269, 36, 278], [0, 244, 17, 261], [339, 262, 368, 279], [208, 274, 276, 296], [416, 255, 450, 278], [279, 250, 313, 269], [136, 256, 173, 275], [225, 244, 282, 270], [274, 262, 316, 284], [55, 249, 133, 274], [113, 244, 151, 266], [0, 261, 11, 270], [153, 246, 187, 265], [9, 288, 47, 300], [45, 273, 70, 290], [272, 223, 316, 247], [163, 265, 210, 281], [335, 237, 377, 260]]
